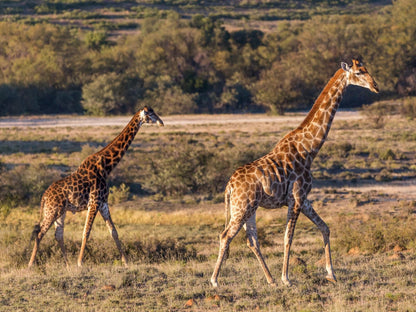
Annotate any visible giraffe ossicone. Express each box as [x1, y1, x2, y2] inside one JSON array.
[[28, 106, 164, 268], [211, 59, 379, 287]]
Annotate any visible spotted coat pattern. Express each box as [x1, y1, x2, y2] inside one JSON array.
[[211, 59, 379, 287], [28, 107, 164, 267]]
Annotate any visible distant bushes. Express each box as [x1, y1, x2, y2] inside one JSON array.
[[400, 97, 416, 120], [0, 0, 415, 116], [3, 124, 413, 210], [0, 137, 272, 209], [0, 164, 62, 217], [334, 209, 416, 254], [143, 145, 228, 197]]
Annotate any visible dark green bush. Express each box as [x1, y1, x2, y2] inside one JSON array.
[[400, 97, 416, 119], [143, 145, 219, 197], [1, 0, 415, 116]]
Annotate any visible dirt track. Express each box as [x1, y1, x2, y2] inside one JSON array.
[[0, 111, 361, 128], [1, 111, 415, 198]]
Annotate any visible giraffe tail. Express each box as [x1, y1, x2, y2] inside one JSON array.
[[223, 185, 231, 261], [224, 184, 231, 229], [30, 224, 41, 242], [29, 196, 45, 244]]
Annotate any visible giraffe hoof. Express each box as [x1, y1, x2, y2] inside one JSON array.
[[326, 274, 337, 284], [282, 279, 292, 287], [269, 282, 277, 287], [211, 279, 219, 288]]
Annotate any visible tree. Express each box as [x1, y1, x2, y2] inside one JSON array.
[[81, 73, 143, 115], [254, 59, 304, 114]]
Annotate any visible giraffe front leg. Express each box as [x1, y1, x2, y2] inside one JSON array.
[[99, 203, 128, 266], [301, 200, 336, 283], [281, 208, 300, 286], [78, 204, 98, 267]]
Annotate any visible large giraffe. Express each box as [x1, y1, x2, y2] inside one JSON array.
[[211, 59, 379, 287], [28, 106, 164, 268]]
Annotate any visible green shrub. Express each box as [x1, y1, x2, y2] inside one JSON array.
[[0, 163, 62, 209], [379, 149, 395, 161], [400, 97, 416, 119], [84, 30, 108, 50], [143, 145, 218, 197], [375, 169, 392, 182], [360, 102, 398, 129], [323, 142, 354, 158], [108, 183, 130, 205], [334, 215, 416, 254]]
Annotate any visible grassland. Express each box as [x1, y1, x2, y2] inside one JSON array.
[[1, 111, 416, 311]]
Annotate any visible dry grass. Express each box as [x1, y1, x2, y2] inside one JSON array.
[[1, 112, 416, 311]]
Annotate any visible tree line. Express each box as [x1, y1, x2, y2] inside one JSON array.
[[0, 0, 415, 116]]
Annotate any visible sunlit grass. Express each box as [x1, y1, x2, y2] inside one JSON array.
[[1, 114, 416, 310]]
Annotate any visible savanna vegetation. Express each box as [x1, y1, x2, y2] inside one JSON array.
[[0, 0, 415, 116], [1, 1, 416, 311], [0, 111, 415, 311]]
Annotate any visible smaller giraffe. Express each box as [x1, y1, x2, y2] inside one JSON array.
[[211, 59, 379, 287], [28, 106, 163, 268]]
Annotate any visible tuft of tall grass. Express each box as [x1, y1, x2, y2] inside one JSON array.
[[3, 229, 202, 269], [400, 97, 416, 119], [108, 183, 130, 205], [334, 213, 416, 254], [361, 101, 398, 129]]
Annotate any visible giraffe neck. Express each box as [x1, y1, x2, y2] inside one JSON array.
[[295, 68, 348, 158], [94, 110, 143, 175]]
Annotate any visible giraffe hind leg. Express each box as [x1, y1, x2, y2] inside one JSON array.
[[211, 218, 245, 288], [54, 212, 69, 267], [28, 215, 56, 267], [244, 214, 276, 286]]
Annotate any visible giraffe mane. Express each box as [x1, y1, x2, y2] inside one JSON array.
[[297, 68, 344, 130]]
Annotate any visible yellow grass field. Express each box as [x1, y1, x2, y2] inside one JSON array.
[[0, 112, 415, 311]]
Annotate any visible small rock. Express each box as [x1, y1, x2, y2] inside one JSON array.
[[101, 284, 116, 291], [206, 294, 222, 302], [290, 256, 306, 266], [184, 298, 197, 308], [389, 252, 405, 260], [393, 245, 405, 253], [348, 247, 360, 255]]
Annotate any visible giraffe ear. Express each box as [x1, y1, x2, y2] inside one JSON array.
[[341, 62, 350, 72]]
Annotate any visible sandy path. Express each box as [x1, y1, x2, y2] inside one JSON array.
[[0, 111, 361, 128], [2, 111, 415, 199]]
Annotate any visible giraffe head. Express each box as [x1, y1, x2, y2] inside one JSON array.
[[139, 106, 164, 126], [341, 59, 379, 93]]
